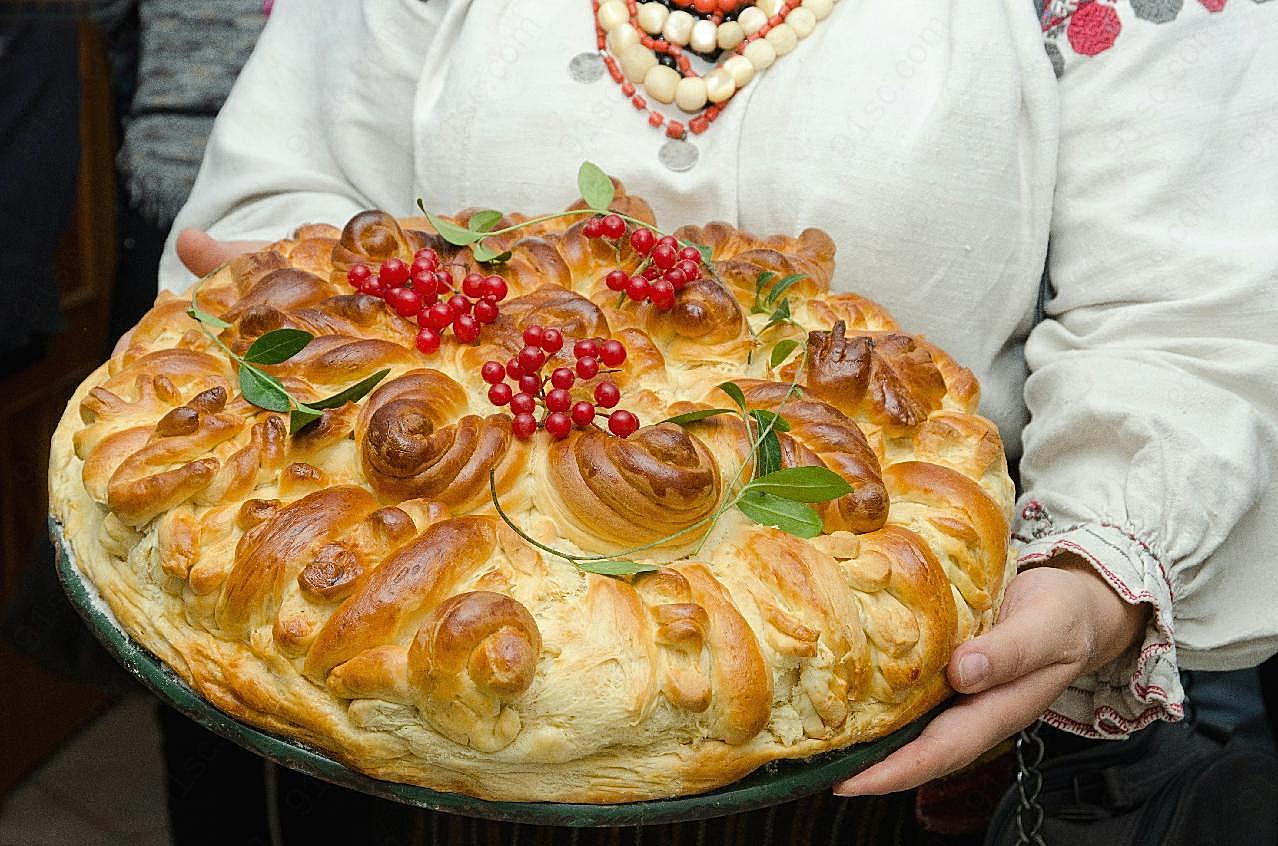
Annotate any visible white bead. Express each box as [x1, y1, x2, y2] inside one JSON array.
[[716, 20, 745, 50], [619, 43, 658, 84], [597, 0, 629, 33], [704, 67, 736, 103], [723, 54, 755, 87], [643, 64, 681, 104], [757, 0, 785, 15], [690, 19, 718, 54], [738, 6, 767, 35], [663, 10, 695, 45], [636, 2, 668, 36], [787, 7, 816, 37], [607, 24, 640, 55], [765, 23, 797, 56], [743, 38, 776, 70], [802, 0, 833, 20], [674, 76, 708, 112]]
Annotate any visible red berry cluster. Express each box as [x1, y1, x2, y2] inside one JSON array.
[[345, 249, 510, 354], [583, 214, 705, 313], [481, 325, 640, 440]]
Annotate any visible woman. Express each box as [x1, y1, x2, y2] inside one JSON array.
[[163, 0, 1278, 839]]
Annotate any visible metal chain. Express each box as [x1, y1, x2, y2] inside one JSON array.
[[1014, 721, 1048, 846]]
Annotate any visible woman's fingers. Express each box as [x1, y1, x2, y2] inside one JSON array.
[[175, 228, 269, 277]]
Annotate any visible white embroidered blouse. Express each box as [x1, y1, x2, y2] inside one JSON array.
[[159, 0, 1278, 738]]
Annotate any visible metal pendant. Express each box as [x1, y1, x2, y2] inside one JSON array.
[[659, 138, 699, 172], [568, 52, 605, 83]]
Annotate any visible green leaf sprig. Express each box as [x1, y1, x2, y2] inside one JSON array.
[[751, 271, 807, 337], [186, 295, 389, 434]]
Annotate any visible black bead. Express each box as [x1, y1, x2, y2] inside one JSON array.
[[657, 52, 679, 69]]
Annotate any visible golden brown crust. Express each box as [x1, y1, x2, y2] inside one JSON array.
[[49, 188, 1016, 803]]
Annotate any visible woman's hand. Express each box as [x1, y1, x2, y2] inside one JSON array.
[[176, 229, 269, 277], [833, 555, 1150, 796]]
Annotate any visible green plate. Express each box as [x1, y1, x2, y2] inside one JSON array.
[[52, 515, 943, 827]]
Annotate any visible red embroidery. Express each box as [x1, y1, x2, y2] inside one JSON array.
[[1199, 0, 1227, 11], [1067, 2, 1123, 55]]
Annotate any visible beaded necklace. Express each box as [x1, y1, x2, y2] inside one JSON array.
[[581, 0, 839, 171]]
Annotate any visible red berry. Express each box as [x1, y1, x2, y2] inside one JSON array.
[[473, 298, 499, 324], [506, 358, 524, 380], [550, 367, 575, 390], [411, 269, 437, 295], [481, 361, 506, 384], [582, 217, 604, 238], [447, 294, 472, 316], [626, 276, 651, 302], [545, 388, 572, 413], [540, 327, 564, 353], [663, 268, 687, 289], [453, 313, 480, 343], [656, 235, 678, 250], [650, 244, 677, 270], [347, 263, 371, 288], [512, 412, 538, 440], [415, 327, 441, 354], [413, 247, 440, 268], [423, 301, 453, 330], [518, 345, 547, 373], [360, 276, 385, 297], [605, 269, 630, 292], [576, 356, 600, 380], [608, 409, 639, 438], [594, 381, 621, 408], [510, 392, 536, 416], [386, 286, 422, 317], [571, 401, 596, 427], [641, 265, 662, 281], [678, 246, 702, 263], [523, 325, 545, 347], [573, 339, 599, 360], [519, 374, 542, 395], [649, 279, 676, 311], [462, 272, 486, 298], [380, 258, 409, 287], [600, 214, 626, 240], [544, 411, 572, 440], [629, 228, 656, 255], [599, 339, 627, 367], [482, 275, 508, 301], [488, 382, 513, 406], [676, 258, 700, 279], [411, 257, 435, 277]]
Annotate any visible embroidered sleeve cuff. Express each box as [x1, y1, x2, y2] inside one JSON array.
[[1013, 508, 1184, 739]]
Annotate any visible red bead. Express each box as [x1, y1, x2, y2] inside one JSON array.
[[769, 13, 783, 25], [482, 275, 508, 301], [462, 272, 486, 298], [423, 301, 453, 330], [545, 388, 572, 413], [650, 279, 676, 310], [447, 294, 472, 316], [505, 358, 524, 380], [608, 409, 640, 438], [594, 381, 621, 409], [481, 361, 506, 384], [487, 382, 513, 406], [540, 328, 564, 353], [648, 112, 665, 127], [346, 263, 371, 288], [380, 258, 409, 287], [604, 56, 624, 83], [758, 23, 772, 35], [473, 298, 499, 324], [605, 269, 630, 292], [519, 374, 542, 395], [415, 327, 441, 354], [386, 286, 422, 317], [571, 401, 596, 427], [550, 367, 575, 390], [599, 339, 627, 367], [666, 121, 685, 140], [511, 412, 538, 440], [689, 116, 711, 135], [510, 392, 536, 416], [523, 324, 545, 347], [626, 276, 651, 302], [631, 95, 647, 110], [573, 339, 599, 360], [518, 344, 547, 373], [629, 228, 656, 255], [453, 313, 480, 343], [692, 0, 715, 11], [544, 411, 572, 440], [621, 81, 636, 97], [576, 356, 600, 380], [650, 244, 678, 270], [601, 214, 626, 240]]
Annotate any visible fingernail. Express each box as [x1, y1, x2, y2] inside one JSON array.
[[832, 776, 863, 797], [957, 653, 990, 689]]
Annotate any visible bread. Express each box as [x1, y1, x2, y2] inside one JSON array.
[[48, 183, 1016, 803]]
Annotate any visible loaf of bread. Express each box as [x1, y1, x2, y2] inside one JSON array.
[[49, 184, 1015, 802]]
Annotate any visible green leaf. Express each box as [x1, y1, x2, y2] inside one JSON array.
[[424, 210, 482, 246], [736, 490, 823, 539], [750, 414, 783, 478], [763, 299, 793, 332], [660, 408, 737, 426], [239, 365, 292, 412], [289, 405, 324, 435], [468, 210, 503, 233], [766, 274, 807, 306], [770, 339, 802, 369], [745, 466, 853, 503], [748, 408, 790, 433], [754, 271, 777, 299], [186, 306, 232, 330], [577, 161, 615, 212], [716, 381, 747, 411], [471, 241, 511, 263], [693, 243, 712, 263], [576, 560, 661, 576], [308, 368, 391, 410], [243, 328, 313, 365]]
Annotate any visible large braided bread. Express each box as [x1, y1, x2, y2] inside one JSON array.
[[49, 183, 1015, 802]]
